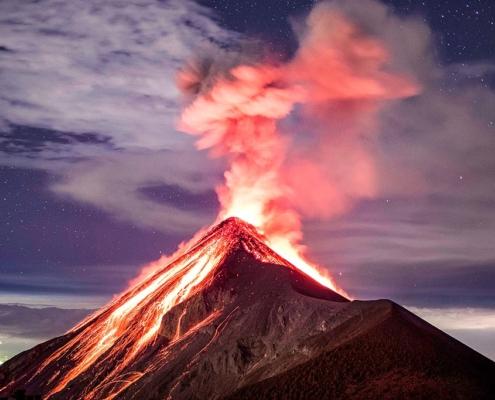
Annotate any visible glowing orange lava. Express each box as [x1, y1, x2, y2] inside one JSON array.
[[16, 218, 322, 399], [35, 223, 242, 398]]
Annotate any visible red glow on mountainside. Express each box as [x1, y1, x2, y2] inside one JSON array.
[[5, 219, 321, 399]]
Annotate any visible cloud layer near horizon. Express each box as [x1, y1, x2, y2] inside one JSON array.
[[1, 304, 493, 363]]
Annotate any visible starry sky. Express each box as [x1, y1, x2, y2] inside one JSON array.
[[0, 0, 494, 361]]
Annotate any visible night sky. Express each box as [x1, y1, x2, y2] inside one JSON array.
[[1, 0, 494, 362]]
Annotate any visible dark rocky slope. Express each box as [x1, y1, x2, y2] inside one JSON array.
[[227, 300, 495, 400]]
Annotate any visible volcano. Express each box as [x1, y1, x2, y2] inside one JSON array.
[[1, 218, 494, 399]]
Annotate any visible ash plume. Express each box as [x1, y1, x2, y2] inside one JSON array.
[[177, 2, 419, 290]]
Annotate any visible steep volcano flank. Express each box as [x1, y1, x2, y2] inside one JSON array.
[[226, 303, 495, 400], [1, 218, 494, 400], [0, 217, 347, 399]]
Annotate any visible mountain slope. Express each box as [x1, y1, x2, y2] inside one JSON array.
[[1, 218, 494, 399], [227, 301, 495, 400]]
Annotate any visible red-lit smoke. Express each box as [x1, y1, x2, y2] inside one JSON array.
[[179, 4, 418, 293]]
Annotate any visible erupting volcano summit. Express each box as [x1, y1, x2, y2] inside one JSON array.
[[1, 218, 494, 399]]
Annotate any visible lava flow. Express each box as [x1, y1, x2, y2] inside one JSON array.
[[0, 217, 345, 400]]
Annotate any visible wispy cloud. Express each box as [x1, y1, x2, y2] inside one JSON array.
[[408, 306, 495, 360], [51, 149, 221, 232], [409, 306, 495, 331], [0, 304, 92, 362], [0, 0, 235, 232], [0, 304, 91, 338], [0, 0, 235, 149]]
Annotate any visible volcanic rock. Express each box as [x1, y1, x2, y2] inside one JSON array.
[[1, 218, 494, 399]]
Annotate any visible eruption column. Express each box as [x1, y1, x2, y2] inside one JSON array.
[[179, 5, 418, 295]]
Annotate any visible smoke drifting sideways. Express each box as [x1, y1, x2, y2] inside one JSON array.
[[177, 2, 419, 291]]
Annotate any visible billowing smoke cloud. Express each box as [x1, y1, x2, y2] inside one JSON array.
[[177, 3, 418, 288], [283, 2, 419, 219]]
